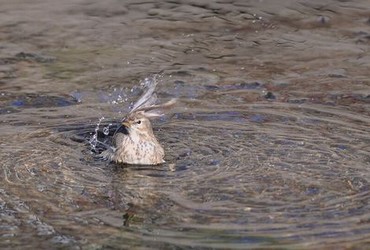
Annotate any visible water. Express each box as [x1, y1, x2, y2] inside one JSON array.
[[1, 0, 370, 249]]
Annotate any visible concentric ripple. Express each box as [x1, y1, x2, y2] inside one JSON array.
[[75, 101, 369, 248], [1, 90, 370, 249], [1, 88, 369, 249], [1, 0, 370, 248]]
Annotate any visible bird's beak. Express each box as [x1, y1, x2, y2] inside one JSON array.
[[122, 121, 131, 128], [114, 121, 130, 135]]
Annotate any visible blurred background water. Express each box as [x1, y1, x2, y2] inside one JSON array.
[[1, 0, 370, 249]]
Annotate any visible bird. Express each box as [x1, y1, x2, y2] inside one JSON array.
[[101, 80, 176, 165]]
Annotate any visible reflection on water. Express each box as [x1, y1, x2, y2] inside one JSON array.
[[1, 0, 370, 249]]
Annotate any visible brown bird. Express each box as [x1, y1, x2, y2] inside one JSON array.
[[102, 81, 176, 165]]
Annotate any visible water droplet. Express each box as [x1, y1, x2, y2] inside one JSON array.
[[89, 116, 105, 150]]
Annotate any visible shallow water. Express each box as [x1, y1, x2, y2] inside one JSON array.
[[1, 0, 370, 249]]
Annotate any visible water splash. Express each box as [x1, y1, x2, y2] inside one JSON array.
[[102, 123, 112, 136], [108, 87, 129, 105], [88, 118, 116, 159], [88, 75, 163, 156], [96, 122, 117, 160], [89, 116, 105, 152]]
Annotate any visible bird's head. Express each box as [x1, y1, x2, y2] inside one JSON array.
[[119, 113, 154, 138]]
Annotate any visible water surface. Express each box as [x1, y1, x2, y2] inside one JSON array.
[[1, 0, 370, 249]]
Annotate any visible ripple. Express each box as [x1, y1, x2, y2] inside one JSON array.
[[139, 102, 370, 247], [1, 89, 369, 248], [1, 0, 370, 248]]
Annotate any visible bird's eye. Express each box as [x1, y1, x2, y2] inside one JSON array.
[[136, 120, 141, 124]]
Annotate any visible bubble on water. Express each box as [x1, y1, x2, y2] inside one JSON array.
[[103, 123, 112, 136]]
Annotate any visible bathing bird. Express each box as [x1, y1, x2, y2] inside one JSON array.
[[102, 81, 176, 165]]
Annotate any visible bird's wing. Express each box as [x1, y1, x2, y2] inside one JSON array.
[[130, 79, 158, 113]]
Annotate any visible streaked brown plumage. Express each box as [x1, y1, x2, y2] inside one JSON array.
[[112, 114, 165, 165], [102, 81, 175, 165]]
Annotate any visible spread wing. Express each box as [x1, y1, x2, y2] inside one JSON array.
[[126, 76, 176, 119], [130, 79, 158, 113]]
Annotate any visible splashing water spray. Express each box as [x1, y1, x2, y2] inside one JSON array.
[[89, 116, 105, 151], [89, 116, 115, 155], [89, 74, 163, 158]]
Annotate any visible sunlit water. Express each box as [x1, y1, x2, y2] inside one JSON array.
[[1, 0, 370, 249]]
